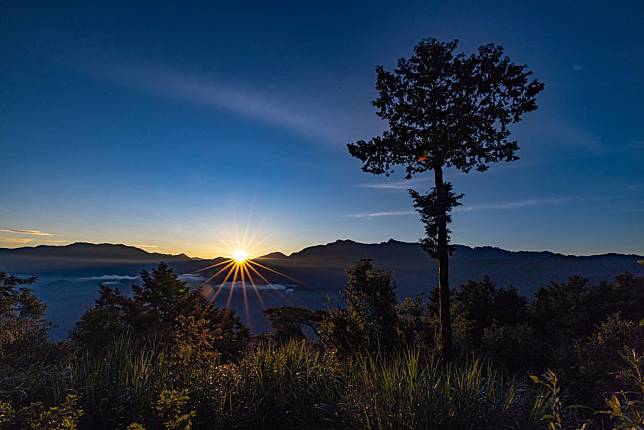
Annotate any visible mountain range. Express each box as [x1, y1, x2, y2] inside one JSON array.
[[2, 240, 642, 297], [3, 240, 642, 338]]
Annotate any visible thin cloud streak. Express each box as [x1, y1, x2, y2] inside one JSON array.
[[345, 197, 570, 218], [345, 210, 415, 219], [0, 228, 54, 236], [0, 237, 34, 244], [78, 58, 343, 143], [454, 197, 571, 212]]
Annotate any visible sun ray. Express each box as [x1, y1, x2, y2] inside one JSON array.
[[193, 258, 234, 273], [199, 260, 236, 287], [211, 262, 237, 303], [247, 260, 307, 289], [242, 263, 266, 310], [246, 262, 292, 305], [226, 264, 240, 308], [242, 212, 253, 251], [239, 262, 251, 327]]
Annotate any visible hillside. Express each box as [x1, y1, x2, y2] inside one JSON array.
[[1, 240, 642, 297], [0, 242, 193, 276]]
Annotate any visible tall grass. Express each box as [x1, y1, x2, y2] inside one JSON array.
[[344, 349, 536, 430], [57, 338, 548, 429], [234, 340, 344, 428], [69, 336, 173, 428]]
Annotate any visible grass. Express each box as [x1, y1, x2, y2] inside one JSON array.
[[12, 338, 639, 429], [344, 350, 536, 430], [57, 338, 543, 429]]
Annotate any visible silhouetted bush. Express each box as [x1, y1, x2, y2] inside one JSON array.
[[71, 263, 249, 360], [1, 264, 643, 428]]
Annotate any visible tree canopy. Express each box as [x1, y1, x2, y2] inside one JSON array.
[[348, 38, 544, 177]]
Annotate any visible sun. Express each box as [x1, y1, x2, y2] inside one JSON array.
[[233, 249, 250, 263]]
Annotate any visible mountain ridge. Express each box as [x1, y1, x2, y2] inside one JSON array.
[[2, 239, 642, 261], [1, 241, 642, 296], [0, 242, 192, 260]]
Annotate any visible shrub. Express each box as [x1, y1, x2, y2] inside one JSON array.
[[0, 394, 83, 430], [344, 349, 536, 430], [156, 389, 196, 430]]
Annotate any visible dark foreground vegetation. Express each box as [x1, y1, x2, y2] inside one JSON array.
[[1, 261, 642, 429]]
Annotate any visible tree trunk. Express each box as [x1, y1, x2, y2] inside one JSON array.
[[434, 165, 453, 360]]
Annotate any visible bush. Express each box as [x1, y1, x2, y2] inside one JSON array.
[[0, 394, 84, 430], [575, 313, 644, 405]]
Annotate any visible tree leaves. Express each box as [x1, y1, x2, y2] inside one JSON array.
[[348, 38, 544, 176]]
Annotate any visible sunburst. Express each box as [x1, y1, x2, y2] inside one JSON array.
[[191, 218, 303, 328]]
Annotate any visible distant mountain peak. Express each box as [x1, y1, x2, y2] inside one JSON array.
[[0, 242, 192, 261], [258, 251, 288, 260]]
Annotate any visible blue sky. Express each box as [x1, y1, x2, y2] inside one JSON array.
[[1, 0, 643, 257]]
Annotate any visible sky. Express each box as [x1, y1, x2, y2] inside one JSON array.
[[1, 0, 643, 258]]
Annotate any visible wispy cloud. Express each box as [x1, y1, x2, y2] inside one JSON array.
[[345, 210, 415, 219], [572, 64, 584, 72], [76, 58, 342, 143], [454, 197, 571, 212], [0, 237, 34, 244], [0, 228, 54, 236], [345, 197, 570, 219]]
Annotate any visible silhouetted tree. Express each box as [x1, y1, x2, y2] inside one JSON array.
[[320, 259, 399, 354], [71, 263, 249, 359], [575, 313, 644, 406], [344, 259, 399, 350], [531, 273, 644, 371], [0, 272, 49, 365], [264, 306, 325, 342], [452, 276, 527, 345], [348, 38, 543, 358]]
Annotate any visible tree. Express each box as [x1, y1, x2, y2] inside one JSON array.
[[320, 260, 399, 354], [0, 272, 49, 365], [264, 307, 325, 342], [452, 277, 527, 345], [71, 263, 249, 360], [575, 313, 644, 405], [348, 38, 543, 358], [343, 259, 399, 351]]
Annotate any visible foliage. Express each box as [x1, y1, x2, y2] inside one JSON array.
[[529, 370, 588, 430], [320, 259, 400, 355], [598, 348, 644, 429], [232, 340, 344, 428], [69, 335, 172, 428], [0, 394, 84, 430], [347, 38, 544, 177], [452, 277, 528, 347], [576, 314, 644, 404], [71, 263, 249, 360], [264, 306, 325, 342], [409, 185, 462, 258], [344, 350, 534, 430], [481, 322, 545, 374], [0, 272, 48, 366], [348, 37, 544, 360], [0, 272, 69, 409], [395, 294, 434, 350], [156, 389, 196, 430], [531, 273, 644, 382], [2, 264, 643, 428]]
